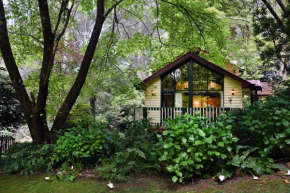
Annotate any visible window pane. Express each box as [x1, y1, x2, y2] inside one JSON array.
[[175, 64, 189, 91], [192, 63, 208, 90], [192, 92, 207, 107], [161, 73, 175, 91], [208, 70, 223, 91], [208, 92, 221, 107], [192, 91, 221, 108], [175, 92, 189, 107], [162, 92, 174, 107]]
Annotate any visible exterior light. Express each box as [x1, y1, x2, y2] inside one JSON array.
[[151, 89, 156, 96], [232, 89, 235, 95]]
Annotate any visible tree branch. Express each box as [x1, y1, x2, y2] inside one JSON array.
[[276, 0, 287, 17], [51, 0, 107, 133], [104, 0, 124, 18], [261, 0, 285, 30]]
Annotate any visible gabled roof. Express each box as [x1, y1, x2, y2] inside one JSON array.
[[143, 52, 261, 90]]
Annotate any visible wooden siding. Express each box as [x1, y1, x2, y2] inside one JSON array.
[[144, 77, 161, 107], [144, 77, 161, 124], [224, 76, 243, 108]]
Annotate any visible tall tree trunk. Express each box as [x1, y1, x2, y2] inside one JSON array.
[[51, 0, 106, 136]]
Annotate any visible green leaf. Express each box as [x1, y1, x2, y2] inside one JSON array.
[[195, 140, 203, 145], [173, 157, 181, 163], [198, 129, 205, 137], [271, 164, 289, 171], [218, 142, 224, 147], [164, 142, 173, 149], [189, 136, 194, 142], [205, 138, 212, 144], [174, 144, 181, 150], [172, 176, 178, 183], [176, 171, 183, 177], [167, 165, 174, 172], [221, 154, 227, 159], [182, 137, 187, 144], [163, 130, 170, 135], [195, 157, 201, 162], [282, 120, 289, 127]]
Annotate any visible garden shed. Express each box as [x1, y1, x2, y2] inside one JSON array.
[[135, 52, 263, 125]]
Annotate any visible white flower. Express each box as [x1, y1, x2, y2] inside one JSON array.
[[253, 176, 259, 180], [287, 170, 290, 175], [71, 165, 74, 170], [45, 177, 50, 180], [107, 182, 114, 189], [219, 175, 225, 182]]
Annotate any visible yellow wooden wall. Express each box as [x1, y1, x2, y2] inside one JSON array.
[[144, 77, 161, 124], [224, 76, 243, 108]]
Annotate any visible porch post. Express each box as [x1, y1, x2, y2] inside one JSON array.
[[251, 91, 253, 106], [189, 60, 193, 108], [143, 107, 147, 119], [255, 89, 258, 102]]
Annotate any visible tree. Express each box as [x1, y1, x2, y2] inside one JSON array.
[[209, 0, 264, 79], [253, 0, 290, 80], [0, 0, 228, 144]]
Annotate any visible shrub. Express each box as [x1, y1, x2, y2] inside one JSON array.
[[64, 103, 94, 129], [234, 96, 290, 158], [0, 68, 25, 131], [98, 119, 157, 182], [155, 113, 238, 183], [54, 125, 107, 169], [3, 142, 54, 175]]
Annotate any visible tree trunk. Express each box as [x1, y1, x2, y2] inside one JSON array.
[[51, 0, 106, 137]]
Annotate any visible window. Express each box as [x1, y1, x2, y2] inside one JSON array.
[[161, 61, 224, 108]]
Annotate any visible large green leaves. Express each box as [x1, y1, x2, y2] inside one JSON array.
[[155, 112, 238, 183]]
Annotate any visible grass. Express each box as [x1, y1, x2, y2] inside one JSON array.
[[0, 173, 289, 193]]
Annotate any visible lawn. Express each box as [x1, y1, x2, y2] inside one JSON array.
[[0, 173, 289, 193]]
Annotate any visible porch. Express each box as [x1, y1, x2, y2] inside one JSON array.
[[134, 107, 242, 126]]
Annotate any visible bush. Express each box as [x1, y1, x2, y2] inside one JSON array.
[[64, 103, 94, 129], [234, 96, 290, 158], [54, 125, 107, 169], [0, 68, 25, 131], [155, 113, 238, 183], [98, 119, 157, 182], [3, 142, 54, 175]]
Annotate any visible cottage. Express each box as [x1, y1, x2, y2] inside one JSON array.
[[135, 52, 263, 125]]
